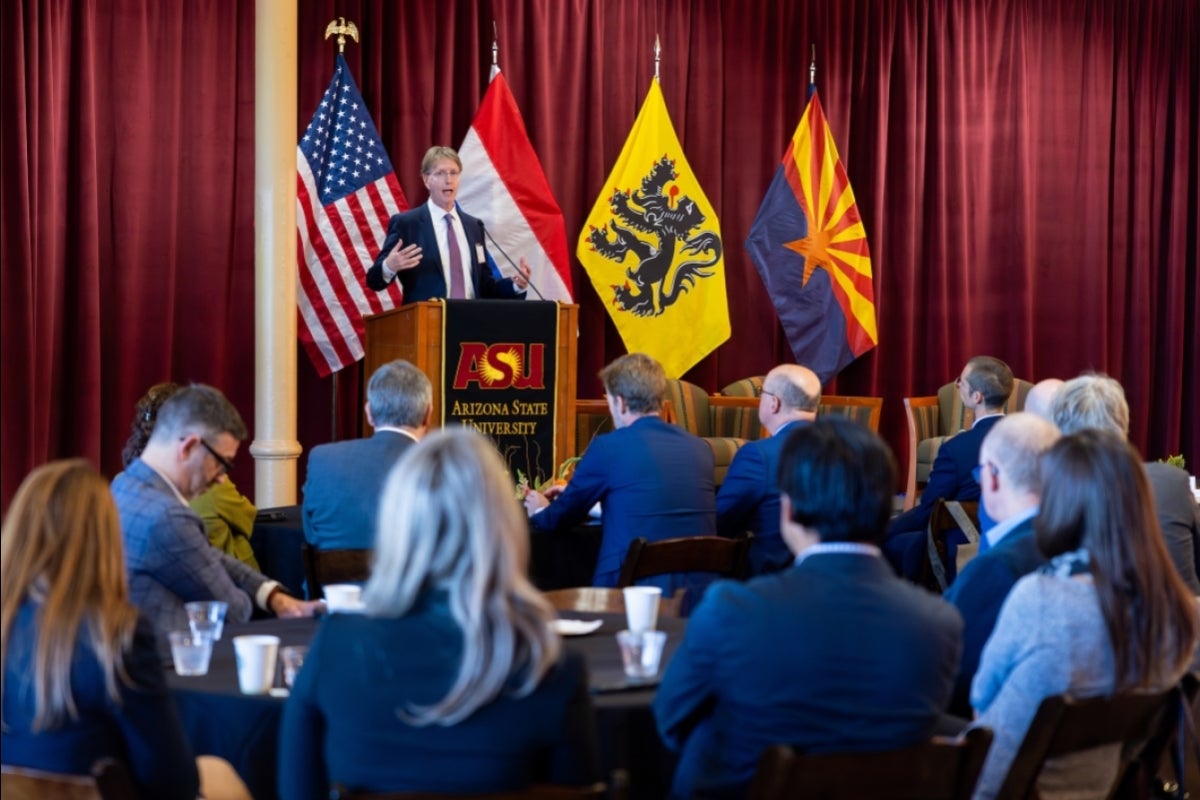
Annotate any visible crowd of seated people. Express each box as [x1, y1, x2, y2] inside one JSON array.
[[2, 358, 1198, 799]]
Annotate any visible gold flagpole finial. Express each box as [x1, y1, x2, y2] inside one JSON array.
[[809, 44, 817, 86], [324, 17, 360, 53], [654, 34, 662, 83]]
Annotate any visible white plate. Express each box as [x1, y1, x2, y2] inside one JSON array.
[[268, 687, 290, 698], [552, 618, 604, 636]]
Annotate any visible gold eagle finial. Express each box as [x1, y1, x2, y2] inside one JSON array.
[[324, 17, 359, 53]]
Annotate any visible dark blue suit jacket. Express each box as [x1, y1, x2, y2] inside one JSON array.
[[529, 416, 716, 587], [653, 551, 962, 799], [365, 204, 524, 301], [278, 592, 598, 799], [1, 604, 199, 799], [715, 420, 808, 574], [302, 430, 417, 552], [943, 516, 1044, 716], [889, 414, 1003, 537]]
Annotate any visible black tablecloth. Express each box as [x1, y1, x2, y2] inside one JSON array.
[[169, 612, 682, 799], [251, 506, 606, 598]]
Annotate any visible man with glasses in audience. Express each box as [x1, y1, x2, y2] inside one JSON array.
[[884, 355, 1013, 578], [112, 384, 321, 639], [366, 145, 531, 300], [716, 363, 821, 574], [943, 412, 1060, 717]]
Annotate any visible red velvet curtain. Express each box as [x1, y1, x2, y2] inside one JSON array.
[[3, 0, 1197, 509]]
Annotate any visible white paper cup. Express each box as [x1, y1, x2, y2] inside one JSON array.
[[233, 635, 280, 695], [168, 630, 213, 676], [185, 600, 228, 641], [323, 584, 363, 612], [616, 629, 668, 679], [622, 586, 662, 633]]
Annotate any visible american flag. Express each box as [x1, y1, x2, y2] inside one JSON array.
[[297, 54, 408, 376]]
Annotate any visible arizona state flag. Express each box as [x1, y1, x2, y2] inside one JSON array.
[[745, 89, 877, 382], [577, 80, 730, 378]]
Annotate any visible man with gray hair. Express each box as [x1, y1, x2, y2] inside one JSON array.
[[1051, 373, 1200, 593], [303, 360, 433, 552], [113, 384, 322, 639], [716, 363, 822, 574], [943, 412, 1060, 716]]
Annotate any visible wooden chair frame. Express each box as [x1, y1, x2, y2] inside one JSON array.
[[817, 395, 884, 432], [302, 543, 371, 601], [616, 532, 752, 588], [748, 727, 994, 800]]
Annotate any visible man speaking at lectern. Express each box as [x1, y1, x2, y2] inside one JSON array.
[[366, 146, 532, 302]]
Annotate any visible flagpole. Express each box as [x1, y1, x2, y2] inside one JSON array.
[[323, 18, 360, 442], [654, 34, 661, 84]]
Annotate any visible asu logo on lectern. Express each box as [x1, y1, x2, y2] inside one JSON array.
[[452, 343, 546, 390]]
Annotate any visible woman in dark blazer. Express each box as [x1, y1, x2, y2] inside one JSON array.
[[1, 461, 214, 798], [279, 428, 598, 799]]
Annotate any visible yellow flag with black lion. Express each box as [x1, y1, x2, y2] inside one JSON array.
[[577, 79, 730, 378]]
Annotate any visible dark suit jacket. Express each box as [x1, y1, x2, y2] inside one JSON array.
[[653, 551, 963, 799], [302, 430, 417, 551], [715, 420, 808, 574], [529, 416, 716, 587], [888, 414, 1004, 537], [1144, 461, 1200, 594], [278, 592, 598, 799], [943, 516, 1045, 717], [365, 204, 524, 301], [1, 604, 199, 799]]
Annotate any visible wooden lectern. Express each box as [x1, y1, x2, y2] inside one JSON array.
[[362, 301, 579, 472]]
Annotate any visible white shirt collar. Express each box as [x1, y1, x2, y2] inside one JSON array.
[[143, 460, 191, 508], [427, 197, 457, 223], [373, 426, 420, 443], [985, 504, 1038, 548], [794, 541, 882, 567], [972, 412, 1003, 428]]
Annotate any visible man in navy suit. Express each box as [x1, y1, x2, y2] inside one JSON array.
[[523, 353, 716, 588], [366, 146, 530, 301], [654, 417, 962, 799], [943, 412, 1060, 716], [302, 360, 431, 552], [716, 363, 820, 574], [884, 355, 1014, 578]]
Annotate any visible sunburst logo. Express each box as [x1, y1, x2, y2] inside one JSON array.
[[479, 347, 524, 386]]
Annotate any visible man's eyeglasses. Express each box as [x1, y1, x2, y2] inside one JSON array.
[[428, 169, 461, 180], [972, 461, 999, 484], [200, 439, 235, 475]]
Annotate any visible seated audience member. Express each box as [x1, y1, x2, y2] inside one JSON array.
[[653, 417, 963, 799], [124, 382, 260, 570], [969, 430, 1199, 799], [1, 460, 249, 800], [303, 359, 432, 551], [716, 363, 820, 574], [112, 384, 321, 639], [943, 413, 1060, 716], [524, 353, 716, 589], [1022, 377, 1063, 421], [279, 429, 598, 798], [1051, 374, 1200, 594], [885, 355, 1013, 578]]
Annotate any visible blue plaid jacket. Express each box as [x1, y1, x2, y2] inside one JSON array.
[[112, 460, 266, 638]]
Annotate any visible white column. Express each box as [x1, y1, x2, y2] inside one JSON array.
[[251, 0, 301, 506]]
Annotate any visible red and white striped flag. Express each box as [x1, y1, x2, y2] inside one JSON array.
[[297, 55, 408, 376], [457, 69, 573, 302]]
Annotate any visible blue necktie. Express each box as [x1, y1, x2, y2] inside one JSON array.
[[445, 213, 466, 299]]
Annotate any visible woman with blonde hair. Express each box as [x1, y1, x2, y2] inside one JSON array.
[[279, 428, 597, 798], [969, 430, 1200, 798], [1, 460, 250, 799]]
